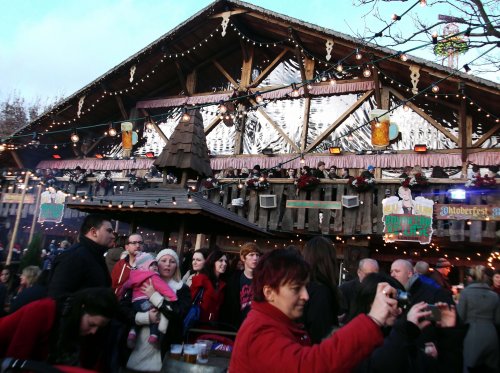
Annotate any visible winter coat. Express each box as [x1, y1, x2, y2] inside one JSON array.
[[229, 301, 383, 373], [121, 269, 177, 302], [303, 281, 339, 343], [48, 236, 111, 298], [458, 282, 500, 371], [190, 273, 226, 322], [111, 256, 133, 294]]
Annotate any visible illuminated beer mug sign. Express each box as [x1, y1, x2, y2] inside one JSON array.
[[369, 109, 390, 148]]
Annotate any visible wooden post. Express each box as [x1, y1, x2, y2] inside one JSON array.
[[27, 184, 43, 245], [460, 95, 467, 163], [6, 171, 30, 265]]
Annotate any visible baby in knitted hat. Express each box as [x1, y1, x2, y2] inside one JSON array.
[[120, 252, 177, 348]]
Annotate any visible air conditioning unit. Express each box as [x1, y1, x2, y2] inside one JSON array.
[[231, 198, 244, 207], [259, 194, 277, 209], [342, 195, 359, 208]]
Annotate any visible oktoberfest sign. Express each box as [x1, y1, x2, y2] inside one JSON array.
[[38, 188, 67, 223], [382, 186, 434, 245], [435, 204, 500, 221]]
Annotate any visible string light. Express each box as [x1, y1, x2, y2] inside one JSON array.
[[431, 85, 440, 93], [70, 132, 79, 143], [399, 53, 408, 62], [181, 108, 191, 122], [355, 49, 363, 60], [432, 31, 438, 44], [362, 66, 372, 78], [108, 124, 117, 137]]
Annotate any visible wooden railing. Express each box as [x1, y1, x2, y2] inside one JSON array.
[[1, 176, 498, 242]]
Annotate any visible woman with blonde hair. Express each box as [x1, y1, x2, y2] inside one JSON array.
[[10, 266, 47, 313], [458, 265, 500, 372]]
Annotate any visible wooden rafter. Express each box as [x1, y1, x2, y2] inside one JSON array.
[[249, 48, 289, 88], [388, 87, 459, 144], [115, 95, 128, 120], [373, 68, 382, 108], [248, 98, 300, 152], [204, 116, 222, 136], [305, 90, 374, 152], [174, 61, 189, 95], [212, 59, 239, 89], [474, 124, 500, 147], [240, 43, 254, 89], [460, 99, 467, 162], [140, 109, 169, 144], [300, 57, 315, 151]]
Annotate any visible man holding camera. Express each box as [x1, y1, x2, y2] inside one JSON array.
[[390, 259, 461, 371]]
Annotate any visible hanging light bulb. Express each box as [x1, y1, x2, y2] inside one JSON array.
[[300, 155, 305, 164], [108, 124, 117, 137], [238, 179, 244, 189], [181, 108, 191, 122], [420, 0, 427, 6], [330, 77, 337, 86], [218, 100, 227, 114], [347, 134, 354, 141], [432, 31, 438, 44], [53, 145, 58, 149], [399, 53, 408, 62], [431, 85, 440, 93], [291, 83, 300, 97], [391, 14, 401, 21], [362, 66, 372, 77], [403, 104, 410, 112], [145, 120, 154, 130], [0, 144, 6, 152], [336, 64, 343, 73], [70, 132, 79, 143], [355, 49, 363, 60], [321, 75, 327, 82], [255, 91, 263, 103]]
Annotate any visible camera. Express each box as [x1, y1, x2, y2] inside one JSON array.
[[395, 289, 411, 309], [424, 304, 441, 321]]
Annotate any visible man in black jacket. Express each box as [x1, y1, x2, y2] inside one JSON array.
[[48, 214, 115, 298]]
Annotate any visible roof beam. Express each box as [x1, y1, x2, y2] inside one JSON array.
[[174, 61, 189, 95], [249, 98, 300, 152], [473, 123, 500, 147], [140, 109, 169, 144], [306, 90, 374, 152], [212, 59, 239, 89], [248, 48, 289, 88], [204, 115, 222, 136], [388, 87, 459, 144], [114, 95, 128, 120]]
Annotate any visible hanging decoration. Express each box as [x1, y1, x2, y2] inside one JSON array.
[[325, 38, 334, 61], [121, 121, 133, 158], [369, 109, 390, 148], [433, 23, 469, 69], [38, 187, 67, 223], [220, 12, 231, 37], [129, 64, 137, 83], [409, 65, 420, 94], [77, 96, 86, 118], [382, 187, 434, 245]]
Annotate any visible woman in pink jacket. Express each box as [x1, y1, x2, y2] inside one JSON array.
[[229, 249, 399, 373]]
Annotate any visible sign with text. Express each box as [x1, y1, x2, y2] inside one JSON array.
[[382, 187, 434, 245], [38, 190, 67, 223], [435, 204, 500, 221], [1, 193, 35, 204], [286, 200, 342, 209]]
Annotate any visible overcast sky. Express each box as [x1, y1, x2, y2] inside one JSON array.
[[0, 0, 496, 103]]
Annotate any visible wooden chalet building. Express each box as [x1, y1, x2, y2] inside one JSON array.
[[0, 0, 499, 275]]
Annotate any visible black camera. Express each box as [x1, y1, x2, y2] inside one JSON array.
[[395, 289, 411, 309]]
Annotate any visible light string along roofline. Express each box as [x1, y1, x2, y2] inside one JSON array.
[[3, 0, 430, 143], [1, 4, 495, 153], [3, 21, 490, 146]]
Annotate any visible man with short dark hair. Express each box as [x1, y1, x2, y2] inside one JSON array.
[[111, 233, 144, 294], [48, 214, 115, 297]]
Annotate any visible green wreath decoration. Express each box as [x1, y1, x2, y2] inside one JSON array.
[[433, 37, 469, 57]]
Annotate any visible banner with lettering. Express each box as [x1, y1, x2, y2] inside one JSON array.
[[38, 189, 67, 223], [382, 186, 434, 245], [435, 204, 500, 221]]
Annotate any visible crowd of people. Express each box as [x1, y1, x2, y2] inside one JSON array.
[[0, 214, 499, 372]]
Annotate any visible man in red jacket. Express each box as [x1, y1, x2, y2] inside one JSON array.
[[111, 233, 143, 294], [230, 249, 399, 373]]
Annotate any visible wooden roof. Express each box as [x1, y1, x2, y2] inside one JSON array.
[[153, 109, 212, 179], [4, 0, 499, 166], [65, 186, 270, 236]]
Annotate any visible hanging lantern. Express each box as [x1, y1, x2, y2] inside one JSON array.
[[108, 125, 117, 137]]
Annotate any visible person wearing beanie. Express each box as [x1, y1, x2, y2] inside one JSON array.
[[251, 165, 261, 177], [312, 161, 329, 179], [361, 165, 376, 179], [125, 248, 191, 372], [430, 258, 452, 293], [120, 252, 177, 349]]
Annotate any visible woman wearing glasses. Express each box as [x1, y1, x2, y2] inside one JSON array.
[[111, 233, 144, 294]]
